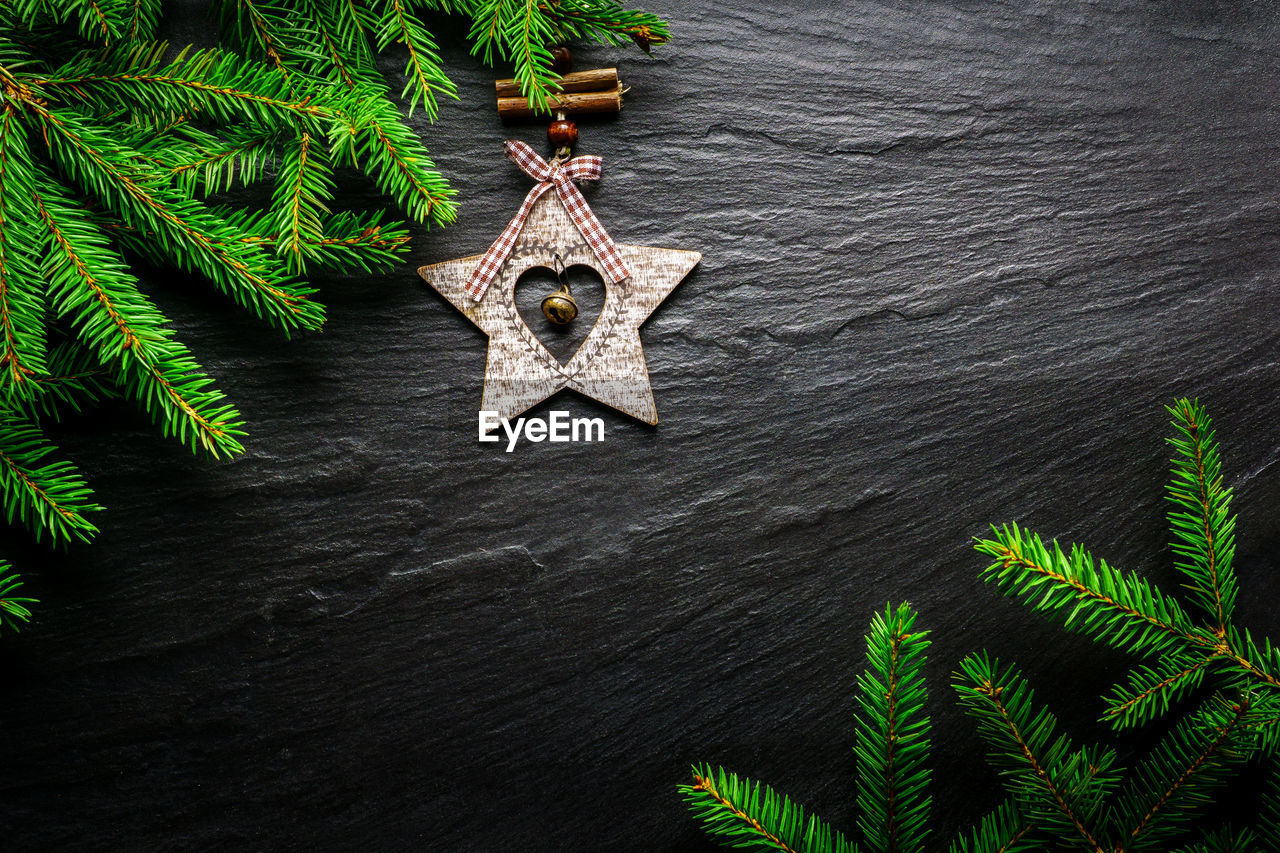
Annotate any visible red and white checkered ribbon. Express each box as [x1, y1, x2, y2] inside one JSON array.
[[464, 140, 630, 301]]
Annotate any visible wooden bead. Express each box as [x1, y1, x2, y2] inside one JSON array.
[[550, 45, 573, 74], [548, 119, 578, 148]]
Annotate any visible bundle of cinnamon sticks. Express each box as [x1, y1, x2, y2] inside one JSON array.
[[495, 68, 624, 120]]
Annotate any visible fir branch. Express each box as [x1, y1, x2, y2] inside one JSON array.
[[679, 765, 857, 853], [953, 653, 1115, 853], [976, 524, 1201, 658], [210, 0, 302, 75], [331, 0, 381, 65], [1172, 826, 1258, 853], [470, 0, 561, 112], [102, 209, 412, 275], [0, 406, 100, 544], [1111, 693, 1274, 851], [33, 174, 245, 457], [19, 340, 116, 423], [948, 799, 1038, 853], [0, 565, 35, 632], [32, 103, 324, 333], [371, 0, 457, 117], [542, 0, 670, 49], [79, 0, 128, 43], [855, 603, 931, 853], [1101, 653, 1216, 730], [0, 106, 50, 396], [979, 409, 1280, 698], [0, 34, 32, 75], [1166, 398, 1238, 630], [124, 0, 161, 40], [269, 130, 335, 274], [33, 45, 333, 127], [337, 83, 457, 224], [156, 125, 280, 196], [114, 111, 191, 149], [231, 209, 412, 274], [18, 0, 128, 44], [1218, 625, 1280, 693], [301, 0, 380, 89]]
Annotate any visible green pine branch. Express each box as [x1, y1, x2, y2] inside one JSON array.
[[13, 0, 129, 44], [0, 407, 100, 545], [953, 653, 1117, 852], [19, 341, 117, 424], [685, 403, 1280, 853], [124, 0, 161, 41], [336, 81, 458, 224], [371, 0, 456, 117], [302, 0, 379, 89], [1110, 692, 1276, 852], [1258, 760, 1280, 851], [976, 524, 1199, 658], [0, 106, 50, 395], [979, 400, 1280, 722], [227, 209, 412, 274], [854, 603, 931, 853], [211, 0, 314, 76], [30, 103, 325, 333], [543, 0, 670, 48], [1166, 399, 1238, 629], [34, 174, 245, 457], [947, 798, 1037, 853], [269, 130, 336, 274], [154, 125, 281, 197], [1100, 652, 1216, 731], [0, 564, 36, 632], [33, 44, 333, 126], [1219, 625, 1280, 696], [469, 0, 560, 111], [679, 765, 858, 853], [1173, 826, 1259, 853]]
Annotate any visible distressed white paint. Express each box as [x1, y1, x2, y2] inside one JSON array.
[[419, 191, 700, 425]]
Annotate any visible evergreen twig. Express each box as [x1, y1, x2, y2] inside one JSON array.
[[855, 603, 931, 853], [684, 402, 1280, 853], [1111, 693, 1274, 851], [1166, 399, 1238, 630], [946, 798, 1036, 853], [679, 764, 857, 853], [0, 565, 36, 632]]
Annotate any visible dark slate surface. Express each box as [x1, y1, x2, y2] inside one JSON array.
[[4, 1, 1280, 850]]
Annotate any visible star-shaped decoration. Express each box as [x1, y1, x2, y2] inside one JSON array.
[[419, 191, 700, 425]]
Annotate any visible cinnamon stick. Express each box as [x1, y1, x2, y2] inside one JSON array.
[[497, 85, 624, 120], [494, 67, 619, 99]]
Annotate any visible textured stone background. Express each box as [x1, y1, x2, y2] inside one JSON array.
[[3, 1, 1280, 850]]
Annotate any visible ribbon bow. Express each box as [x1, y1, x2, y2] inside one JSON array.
[[464, 140, 630, 301]]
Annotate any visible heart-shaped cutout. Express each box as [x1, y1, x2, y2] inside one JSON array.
[[514, 263, 605, 365]]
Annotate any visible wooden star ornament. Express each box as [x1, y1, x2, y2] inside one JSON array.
[[419, 147, 699, 425]]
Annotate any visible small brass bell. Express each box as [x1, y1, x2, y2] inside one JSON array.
[[540, 255, 577, 325], [541, 283, 578, 325]]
